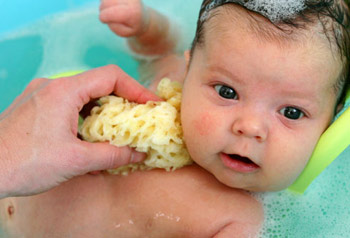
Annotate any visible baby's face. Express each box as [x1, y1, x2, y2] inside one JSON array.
[[181, 10, 341, 191]]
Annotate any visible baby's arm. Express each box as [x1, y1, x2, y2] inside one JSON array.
[[99, 0, 177, 56], [99, 0, 187, 91], [213, 223, 261, 238]]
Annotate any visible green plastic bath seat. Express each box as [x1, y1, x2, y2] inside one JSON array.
[[289, 89, 350, 194]]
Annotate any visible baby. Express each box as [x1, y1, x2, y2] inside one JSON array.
[[99, 0, 350, 191], [1, 0, 349, 237]]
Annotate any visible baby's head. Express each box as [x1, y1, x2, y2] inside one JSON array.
[[180, 0, 350, 191]]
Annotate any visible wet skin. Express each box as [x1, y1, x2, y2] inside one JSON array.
[[0, 165, 263, 238]]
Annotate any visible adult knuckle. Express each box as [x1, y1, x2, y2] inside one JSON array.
[[29, 77, 44, 85], [109, 148, 124, 167], [44, 78, 72, 98], [107, 149, 119, 168], [109, 146, 132, 168], [26, 77, 47, 90], [44, 79, 60, 92]]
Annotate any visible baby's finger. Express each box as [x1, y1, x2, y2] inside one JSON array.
[[99, 0, 119, 11], [100, 6, 131, 24]]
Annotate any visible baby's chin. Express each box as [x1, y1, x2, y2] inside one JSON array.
[[213, 171, 294, 192]]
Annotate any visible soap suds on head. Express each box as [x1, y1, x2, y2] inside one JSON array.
[[201, 0, 306, 23], [244, 0, 306, 23]]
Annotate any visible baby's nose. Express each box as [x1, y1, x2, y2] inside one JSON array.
[[231, 112, 268, 142]]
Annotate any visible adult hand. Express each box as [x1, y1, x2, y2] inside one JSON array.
[[0, 65, 160, 198]]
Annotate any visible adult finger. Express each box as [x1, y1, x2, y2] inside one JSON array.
[[78, 141, 146, 172], [66, 65, 161, 106]]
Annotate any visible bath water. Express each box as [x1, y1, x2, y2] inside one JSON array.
[[0, 1, 349, 237]]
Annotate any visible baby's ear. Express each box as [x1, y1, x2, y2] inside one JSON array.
[[336, 103, 344, 114]]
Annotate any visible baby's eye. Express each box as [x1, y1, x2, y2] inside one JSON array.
[[214, 85, 238, 100], [279, 107, 304, 120]]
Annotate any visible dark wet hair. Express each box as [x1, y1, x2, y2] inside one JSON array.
[[190, 0, 350, 105]]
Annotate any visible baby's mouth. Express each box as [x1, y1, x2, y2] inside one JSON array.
[[220, 153, 260, 173]]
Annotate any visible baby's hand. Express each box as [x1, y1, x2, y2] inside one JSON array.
[[99, 0, 149, 37]]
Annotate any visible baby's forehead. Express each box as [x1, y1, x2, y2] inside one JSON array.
[[205, 4, 323, 45], [204, 5, 342, 71], [200, 6, 342, 95]]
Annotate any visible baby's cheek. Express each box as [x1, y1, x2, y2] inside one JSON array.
[[192, 112, 216, 136]]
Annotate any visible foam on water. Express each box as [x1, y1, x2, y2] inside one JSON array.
[[1, 1, 350, 237], [256, 145, 350, 238]]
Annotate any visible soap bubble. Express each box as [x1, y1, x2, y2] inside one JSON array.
[[244, 0, 306, 22]]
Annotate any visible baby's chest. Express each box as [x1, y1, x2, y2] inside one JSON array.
[[105, 202, 231, 238]]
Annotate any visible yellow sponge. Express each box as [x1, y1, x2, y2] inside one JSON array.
[[80, 78, 192, 175]]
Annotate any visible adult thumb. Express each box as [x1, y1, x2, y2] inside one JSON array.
[[78, 141, 146, 173]]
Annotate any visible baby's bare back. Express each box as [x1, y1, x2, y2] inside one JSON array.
[[0, 165, 263, 238]]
